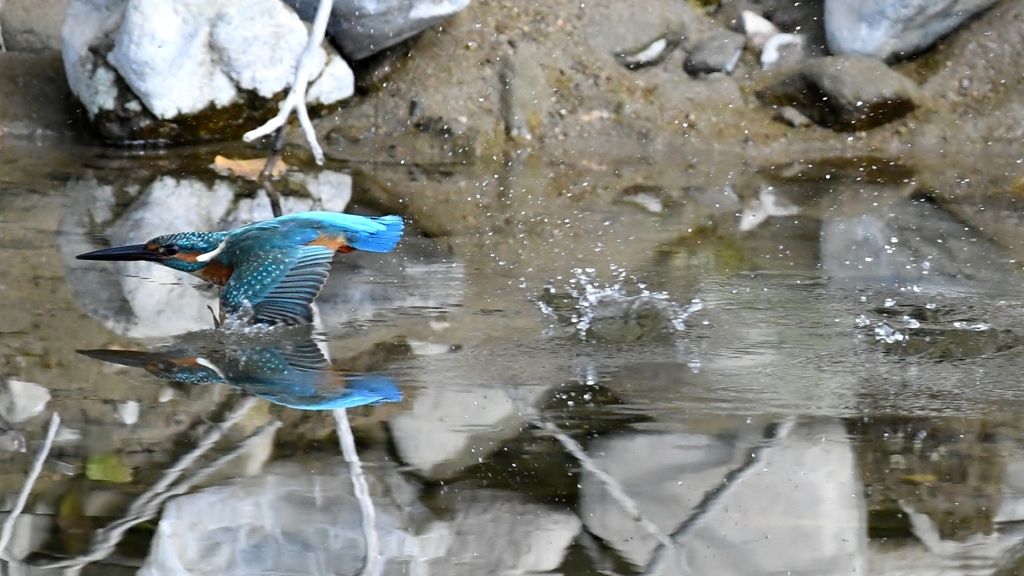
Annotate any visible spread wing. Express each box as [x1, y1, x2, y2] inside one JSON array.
[[221, 245, 335, 326]]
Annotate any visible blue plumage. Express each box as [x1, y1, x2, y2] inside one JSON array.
[[77, 211, 405, 326], [78, 338, 403, 411]]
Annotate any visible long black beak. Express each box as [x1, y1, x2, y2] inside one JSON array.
[[77, 348, 157, 368], [76, 244, 160, 262]]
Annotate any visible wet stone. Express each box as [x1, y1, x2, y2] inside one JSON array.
[[684, 30, 745, 76], [756, 55, 922, 131], [825, 0, 999, 61], [615, 37, 678, 70], [283, 0, 470, 61]]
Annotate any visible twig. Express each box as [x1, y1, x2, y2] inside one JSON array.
[[243, 0, 333, 165], [260, 125, 287, 218], [260, 125, 289, 181], [508, 387, 674, 571], [0, 413, 60, 559], [36, 396, 269, 570], [538, 420, 674, 548], [334, 408, 381, 576]]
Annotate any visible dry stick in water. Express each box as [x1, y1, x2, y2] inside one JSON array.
[[334, 408, 381, 576], [38, 396, 270, 570], [0, 412, 60, 559], [243, 0, 333, 164], [505, 389, 675, 567], [639, 417, 798, 576]]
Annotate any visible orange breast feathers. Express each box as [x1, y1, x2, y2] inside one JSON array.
[[308, 232, 355, 253], [196, 260, 234, 285]]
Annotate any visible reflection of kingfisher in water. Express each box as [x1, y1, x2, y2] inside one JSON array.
[[79, 332, 401, 410], [76, 211, 404, 326]]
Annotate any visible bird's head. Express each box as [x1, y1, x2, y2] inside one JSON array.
[[77, 231, 229, 274]]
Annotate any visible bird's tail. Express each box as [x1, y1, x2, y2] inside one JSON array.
[[348, 215, 404, 252]]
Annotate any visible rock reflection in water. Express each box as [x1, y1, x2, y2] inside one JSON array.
[[78, 328, 401, 411]]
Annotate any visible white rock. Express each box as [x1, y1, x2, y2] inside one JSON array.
[[287, 170, 353, 214], [211, 0, 326, 99], [116, 400, 139, 425], [761, 32, 806, 70], [306, 53, 355, 106], [61, 0, 123, 117], [157, 386, 177, 403], [741, 10, 780, 52], [0, 380, 50, 424], [63, 0, 354, 123]]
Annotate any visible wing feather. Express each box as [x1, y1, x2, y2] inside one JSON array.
[[222, 245, 335, 326]]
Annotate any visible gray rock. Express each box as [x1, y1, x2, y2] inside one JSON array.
[[825, 0, 999, 60], [756, 55, 922, 131], [684, 29, 745, 76], [61, 0, 354, 145], [283, 0, 470, 61]]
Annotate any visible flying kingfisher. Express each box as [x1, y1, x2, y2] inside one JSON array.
[[77, 211, 403, 326]]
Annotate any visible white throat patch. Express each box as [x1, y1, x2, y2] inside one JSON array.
[[195, 238, 228, 263]]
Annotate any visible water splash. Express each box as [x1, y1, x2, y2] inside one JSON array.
[[873, 322, 907, 344], [538, 267, 702, 341]]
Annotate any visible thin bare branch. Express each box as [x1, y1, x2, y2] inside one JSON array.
[[37, 396, 274, 571], [0, 412, 60, 559], [334, 408, 381, 576], [243, 0, 332, 164]]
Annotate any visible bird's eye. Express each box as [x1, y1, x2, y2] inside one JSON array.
[[157, 244, 179, 257]]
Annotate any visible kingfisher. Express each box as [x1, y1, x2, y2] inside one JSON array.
[[77, 211, 403, 326]]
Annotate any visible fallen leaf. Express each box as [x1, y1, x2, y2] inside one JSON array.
[[580, 109, 612, 122], [85, 453, 133, 483], [212, 155, 287, 180], [900, 473, 939, 484]]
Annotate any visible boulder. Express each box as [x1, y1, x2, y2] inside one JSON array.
[[825, 0, 999, 60], [283, 0, 471, 61], [756, 55, 922, 131], [61, 0, 354, 145]]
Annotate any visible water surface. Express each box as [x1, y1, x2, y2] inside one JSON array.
[[1, 140, 1024, 574]]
